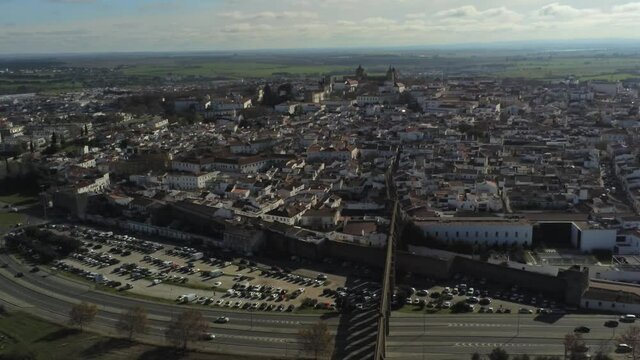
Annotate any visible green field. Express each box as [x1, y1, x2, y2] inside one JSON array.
[[0, 79, 84, 95], [0, 311, 122, 360], [0, 193, 37, 206], [121, 61, 351, 79], [0, 213, 24, 232], [495, 56, 640, 80], [0, 311, 265, 359]]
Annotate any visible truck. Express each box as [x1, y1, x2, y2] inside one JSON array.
[[190, 252, 204, 261], [176, 293, 197, 303]]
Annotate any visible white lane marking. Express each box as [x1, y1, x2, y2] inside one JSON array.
[[214, 333, 287, 343], [454, 342, 545, 347], [447, 323, 511, 327]]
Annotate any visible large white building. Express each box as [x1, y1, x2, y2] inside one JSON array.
[[75, 173, 110, 194], [166, 172, 216, 190], [417, 218, 533, 246]]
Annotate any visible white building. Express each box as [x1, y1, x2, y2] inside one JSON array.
[[76, 173, 110, 194], [417, 218, 533, 246], [357, 95, 382, 106], [569, 221, 618, 252], [166, 172, 216, 190]]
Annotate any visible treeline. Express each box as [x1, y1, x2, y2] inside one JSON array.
[[5, 227, 83, 264]]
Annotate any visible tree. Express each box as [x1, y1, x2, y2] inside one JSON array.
[[471, 352, 482, 360], [164, 309, 208, 350], [592, 352, 613, 360], [69, 302, 97, 331], [563, 332, 588, 360], [116, 306, 148, 341], [618, 325, 640, 360], [489, 347, 509, 360], [298, 321, 333, 360], [513, 355, 531, 360]]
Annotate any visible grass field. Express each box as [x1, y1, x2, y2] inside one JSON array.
[[0, 79, 84, 95], [0, 193, 37, 206], [0, 213, 24, 232], [0, 311, 268, 360], [121, 61, 350, 79], [0, 311, 123, 360], [495, 56, 640, 80]]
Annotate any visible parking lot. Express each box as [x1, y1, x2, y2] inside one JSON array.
[[46, 224, 350, 313], [396, 274, 566, 316], [18, 224, 575, 318]]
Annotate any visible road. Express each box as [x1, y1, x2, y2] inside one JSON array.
[[0, 252, 633, 359], [387, 313, 630, 359]]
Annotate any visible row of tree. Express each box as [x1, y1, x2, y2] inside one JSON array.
[[470, 326, 640, 360], [6, 228, 82, 264], [69, 302, 334, 358]]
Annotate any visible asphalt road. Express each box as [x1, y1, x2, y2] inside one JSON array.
[[387, 313, 631, 359], [0, 252, 634, 359]]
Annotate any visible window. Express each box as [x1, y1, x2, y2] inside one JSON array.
[[495, 231, 499, 237], [456, 232, 459, 237], [475, 231, 479, 237], [466, 232, 469, 237], [505, 232, 509, 237], [515, 232, 519, 238], [485, 231, 489, 237], [435, 232, 439, 237]]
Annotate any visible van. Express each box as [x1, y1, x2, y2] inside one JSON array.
[[617, 344, 633, 353], [620, 314, 636, 322]]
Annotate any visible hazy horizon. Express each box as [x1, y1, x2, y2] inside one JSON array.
[[2, 0, 640, 55]]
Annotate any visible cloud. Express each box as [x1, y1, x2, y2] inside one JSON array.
[[3, 1, 640, 53], [535, 3, 597, 18], [220, 11, 317, 21]]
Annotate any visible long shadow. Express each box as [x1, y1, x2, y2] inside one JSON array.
[[138, 346, 188, 360], [81, 337, 134, 358], [35, 328, 81, 342], [331, 276, 380, 360]]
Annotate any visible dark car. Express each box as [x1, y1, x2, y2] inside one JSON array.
[[605, 320, 619, 328], [574, 326, 590, 333], [14, 272, 24, 278]]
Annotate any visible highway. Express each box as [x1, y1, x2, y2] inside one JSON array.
[[387, 313, 629, 359], [0, 252, 633, 359]]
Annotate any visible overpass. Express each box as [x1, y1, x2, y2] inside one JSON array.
[[374, 147, 404, 360]]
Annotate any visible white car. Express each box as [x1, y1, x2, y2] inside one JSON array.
[[212, 282, 222, 287], [620, 314, 637, 322], [617, 344, 633, 353], [441, 301, 452, 308], [215, 316, 229, 324]]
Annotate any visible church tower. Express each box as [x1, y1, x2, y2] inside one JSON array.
[[386, 66, 397, 84]]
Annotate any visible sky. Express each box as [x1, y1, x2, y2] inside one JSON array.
[[1, 0, 640, 54]]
